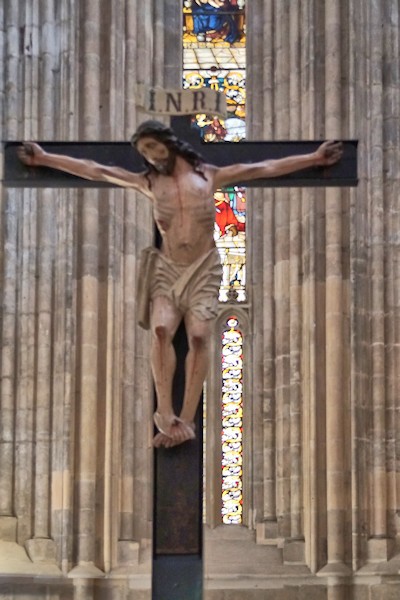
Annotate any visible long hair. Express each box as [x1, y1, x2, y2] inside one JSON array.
[[131, 119, 207, 187]]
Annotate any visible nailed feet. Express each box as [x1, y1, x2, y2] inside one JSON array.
[[153, 412, 195, 448]]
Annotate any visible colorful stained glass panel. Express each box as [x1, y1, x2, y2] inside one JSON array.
[[183, 1, 246, 48], [183, 2, 246, 527], [214, 187, 246, 302], [183, 0, 246, 139], [221, 316, 243, 524]]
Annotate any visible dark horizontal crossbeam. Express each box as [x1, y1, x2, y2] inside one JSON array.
[[171, 115, 358, 188], [2, 139, 358, 189]]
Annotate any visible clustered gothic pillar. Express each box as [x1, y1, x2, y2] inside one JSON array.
[[323, 0, 349, 576], [0, 0, 156, 591], [248, 0, 400, 596]]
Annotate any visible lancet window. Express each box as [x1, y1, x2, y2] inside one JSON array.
[[182, 0, 247, 524]]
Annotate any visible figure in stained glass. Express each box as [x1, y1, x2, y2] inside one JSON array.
[[204, 117, 227, 141], [214, 189, 246, 300], [214, 189, 245, 237], [185, 0, 242, 45], [183, 0, 246, 146]]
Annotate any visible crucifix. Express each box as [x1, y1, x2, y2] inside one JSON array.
[[2, 88, 357, 600]]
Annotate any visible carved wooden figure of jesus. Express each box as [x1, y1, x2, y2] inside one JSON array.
[[17, 120, 342, 448]]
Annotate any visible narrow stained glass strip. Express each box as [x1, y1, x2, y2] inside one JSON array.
[[182, 1, 247, 302], [182, 1, 246, 527], [214, 187, 246, 301], [221, 317, 243, 524]]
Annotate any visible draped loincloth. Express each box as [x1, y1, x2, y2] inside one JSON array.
[[137, 246, 222, 330]]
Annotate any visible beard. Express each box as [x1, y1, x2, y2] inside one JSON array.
[[153, 152, 176, 176]]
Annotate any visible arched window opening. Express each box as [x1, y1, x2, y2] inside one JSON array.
[[182, 0, 247, 526], [221, 316, 243, 524], [182, 0, 247, 302]]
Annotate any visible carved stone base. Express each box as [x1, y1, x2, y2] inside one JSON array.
[[317, 562, 352, 579], [0, 516, 17, 542], [117, 540, 140, 566], [68, 563, 105, 578], [282, 539, 305, 564], [256, 520, 282, 546], [25, 538, 57, 563], [367, 537, 395, 563], [0, 540, 62, 576]]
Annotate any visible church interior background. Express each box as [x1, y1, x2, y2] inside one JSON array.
[[1, 1, 400, 598]]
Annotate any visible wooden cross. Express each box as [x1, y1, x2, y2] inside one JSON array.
[[2, 115, 357, 600], [3, 125, 357, 189]]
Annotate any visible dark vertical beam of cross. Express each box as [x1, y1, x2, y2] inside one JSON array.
[[152, 321, 203, 600], [2, 116, 357, 600], [151, 219, 203, 600]]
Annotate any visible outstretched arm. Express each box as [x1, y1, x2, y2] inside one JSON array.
[[212, 140, 343, 189], [17, 142, 152, 197]]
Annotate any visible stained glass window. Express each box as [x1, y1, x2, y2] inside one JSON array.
[[221, 316, 243, 524], [183, 0, 246, 142], [214, 187, 246, 301], [182, 1, 246, 526], [182, 0, 247, 303]]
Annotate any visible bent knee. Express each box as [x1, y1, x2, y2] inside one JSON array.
[[188, 332, 210, 351], [152, 324, 173, 344]]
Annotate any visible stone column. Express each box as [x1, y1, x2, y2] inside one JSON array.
[[0, 0, 19, 521], [319, 2, 351, 585], [51, 188, 77, 574], [0, 0, 153, 589], [288, 0, 303, 549], [383, 0, 400, 553], [50, 0, 79, 574], [15, 195, 37, 542], [369, 0, 388, 552], [273, 0, 292, 543], [31, 191, 55, 540], [0, 2, 34, 545], [300, 0, 329, 571], [69, 0, 103, 577], [363, 0, 400, 564], [118, 0, 140, 548], [348, 0, 369, 571], [247, 0, 278, 543]]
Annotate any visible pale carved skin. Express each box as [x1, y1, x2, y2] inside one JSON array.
[[18, 133, 343, 448]]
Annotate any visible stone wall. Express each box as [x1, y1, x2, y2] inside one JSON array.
[[0, 0, 159, 591], [247, 0, 400, 597], [0, 0, 400, 599]]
